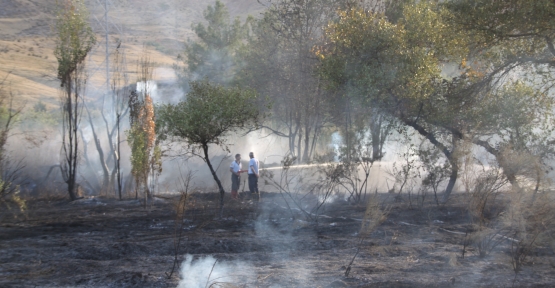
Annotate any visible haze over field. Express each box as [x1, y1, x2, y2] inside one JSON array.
[[2, 1, 555, 287]]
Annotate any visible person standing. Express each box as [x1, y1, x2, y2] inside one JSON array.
[[248, 152, 260, 198], [229, 154, 245, 200]]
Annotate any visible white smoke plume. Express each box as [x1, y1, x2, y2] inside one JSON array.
[[178, 254, 255, 288]]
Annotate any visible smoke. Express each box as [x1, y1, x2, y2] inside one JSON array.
[[152, 129, 293, 194], [248, 183, 321, 286], [178, 254, 255, 288]]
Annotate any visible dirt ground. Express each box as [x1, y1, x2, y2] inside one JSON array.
[[1, 191, 554, 288]]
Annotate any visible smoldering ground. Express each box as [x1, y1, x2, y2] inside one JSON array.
[[177, 254, 255, 288], [4, 187, 555, 287]]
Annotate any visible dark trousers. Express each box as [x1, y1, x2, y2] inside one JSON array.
[[248, 174, 258, 194], [231, 174, 240, 191]]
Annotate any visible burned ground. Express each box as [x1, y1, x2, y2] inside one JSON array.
[[0, 192, 554, 287]]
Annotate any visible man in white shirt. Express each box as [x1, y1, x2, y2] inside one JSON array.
[[229, 154, 245, 199], [248, 152, 260, 197]]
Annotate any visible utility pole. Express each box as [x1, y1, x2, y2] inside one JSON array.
[[88, 0, 125, 96], [104, 0, 109, 95], [84, 0, 128, 199]]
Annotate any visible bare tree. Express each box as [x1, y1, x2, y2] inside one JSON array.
[[82, 42, 130, 199], [111, 43, 130, 199]]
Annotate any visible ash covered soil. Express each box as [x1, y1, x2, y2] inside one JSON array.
[[1, 192, 554, 287]]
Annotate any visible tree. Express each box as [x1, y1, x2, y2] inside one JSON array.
[[81, 42, 130, 199], [464, 82, 555, 193], [111, 43, 131, 199], [239, 0, 348, 162], [54, 0, 96, 201], [317, 1, 555, 202], [317, 2, 470, 200], [444, 0, 555, 69], [127, 91, 156, 201], [411, 0, 555, 197], [157, 81, 265, 216], [127, 50, 159, 202], [178, 0, 252, 86], [443, 0, 555, 191]]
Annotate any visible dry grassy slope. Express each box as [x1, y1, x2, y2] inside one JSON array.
[[0, 0, 264, 109]]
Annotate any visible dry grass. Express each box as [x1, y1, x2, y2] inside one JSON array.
[[0, 0, 265, 109], [0, 35, 177, 108]]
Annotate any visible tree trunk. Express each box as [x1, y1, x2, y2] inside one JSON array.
[[202, 144, 225, 218], [473, 139, 522, 192], [308, 121, 321, 161], [370, 111, 386, 161], [110, 169, 117, 197], [68, 178, 77, 201], [79, 129, 102, 193], [441, 134, 461, 203], [400, 115, 460, 203], [116, 114, 122, 200], [64, 77, 79, 201], [303, 124, 311, 162], [297, 131, 302, 163], [441, 161, 458, 203]]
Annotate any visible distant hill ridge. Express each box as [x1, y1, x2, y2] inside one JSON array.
[[0, 0, 263, 108]]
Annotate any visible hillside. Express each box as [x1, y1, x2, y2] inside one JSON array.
[[0, 0, 265, 109]]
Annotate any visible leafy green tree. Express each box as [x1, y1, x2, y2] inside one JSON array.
[[443, 0, 555, 187], [467, 82, 555, 191], [178, 0, 251, 86], [54, 0, 96, 201], [157, 81, 264, 216], [437, 0, 555, 194], [442, 2, 555, 269], [317, 2, 470, 200], [318, 1, 555, 201], [445, 0, 555, 68]]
